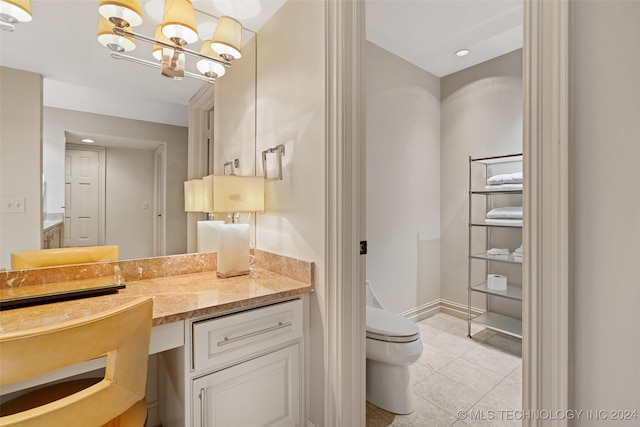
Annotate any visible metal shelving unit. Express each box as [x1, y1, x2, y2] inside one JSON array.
[[467, 153, 523, 339]]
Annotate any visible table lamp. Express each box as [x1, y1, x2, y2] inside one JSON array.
[[203, 175, 264, 278], [185, 179, 222, 252]]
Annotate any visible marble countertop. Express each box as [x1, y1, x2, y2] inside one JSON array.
[[0, 268, 313, 334]]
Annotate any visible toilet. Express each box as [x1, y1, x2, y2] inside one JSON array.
[[366, 281, 423, 415]]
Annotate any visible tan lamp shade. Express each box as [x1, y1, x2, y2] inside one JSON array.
[[202, 175, 215, 214], [184, 179, 204, 212], [98, 16, 136, 52], [214, 175, 264, 213], [210, 16, 242, 60], [0, 0, 32, 22], [98, 0, 142, 27], [161, 0, 198, 45], [152, 24, 174, 61], [196, 40, 226, 78]]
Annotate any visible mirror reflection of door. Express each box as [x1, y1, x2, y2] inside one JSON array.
[[64, 145, 105, 247]]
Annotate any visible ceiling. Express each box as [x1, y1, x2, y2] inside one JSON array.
[[366, 0, 522, 78], [0, 0, 522, 130]]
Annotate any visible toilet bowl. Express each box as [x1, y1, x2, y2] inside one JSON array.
[[365, 281, 423, 415]]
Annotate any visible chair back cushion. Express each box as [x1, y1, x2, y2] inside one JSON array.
[[11, 246, 119, 269], [0, 297, 153, 427]]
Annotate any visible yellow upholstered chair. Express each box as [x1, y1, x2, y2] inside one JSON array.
[[0, 297, 153, 427], [10, 246, 119, 270]]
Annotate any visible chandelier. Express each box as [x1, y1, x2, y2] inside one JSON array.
[[0, 0, 32, 31], [97, 0, 242, 83]]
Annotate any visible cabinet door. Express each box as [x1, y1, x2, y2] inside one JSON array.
[[193, 344, 301, 427]]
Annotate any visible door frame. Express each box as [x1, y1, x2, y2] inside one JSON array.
[[153, 144, 167, 256], [186, 84, 214, 253], [522, 0, 570, 423], [324, 0, 367, 425], [65, 143, 106, 247], [328, 0, 571, 425]]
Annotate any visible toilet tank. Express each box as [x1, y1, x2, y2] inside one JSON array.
[[365, 280, 385, 309]]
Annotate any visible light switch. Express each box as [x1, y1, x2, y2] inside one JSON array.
[[2, 197, 26, 213]]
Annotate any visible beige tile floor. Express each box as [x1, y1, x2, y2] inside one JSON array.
[[366, 313, 522, 427]]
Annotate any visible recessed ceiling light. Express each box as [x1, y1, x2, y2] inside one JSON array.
[[455, 49, 470, 57], [80, 138, 95, 144]]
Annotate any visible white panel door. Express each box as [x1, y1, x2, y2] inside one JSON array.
[[192, 344, 301, 427], [65, 148, 101, 247]]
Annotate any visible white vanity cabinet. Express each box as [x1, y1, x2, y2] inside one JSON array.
[[159, 297, 305, 427], [193, 344, 301, 426], [42, 221, 63, 249]]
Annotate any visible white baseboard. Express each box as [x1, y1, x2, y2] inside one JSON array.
[[400, 299, 484, 322], [400, 299, 441, 322], [440, 298, 484, 319]]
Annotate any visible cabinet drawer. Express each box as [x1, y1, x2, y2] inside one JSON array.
[[192, 299, 302, 372]]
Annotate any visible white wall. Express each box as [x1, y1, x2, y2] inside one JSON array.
[[571, 1, 640, 416], [0, 67, 42, 270], [215, 36, 257, 177], [209, 35, 258, 247], [105, 147, 155, 260], [255, 0, 325, 424], [440, 50, 523, 314], [365, 42, 441, 314]]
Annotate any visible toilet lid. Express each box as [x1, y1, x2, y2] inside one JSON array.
[[366, 306, 420, 343]]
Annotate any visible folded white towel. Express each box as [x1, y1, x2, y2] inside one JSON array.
[[508, 172, 523, 183], [485, 183, 523, 191], [487, 171, 523, 185], [486, 206, 523, 219], [514, 244, 523, 254], [487, 248, 510, 256], [485, 218, 523, 226]]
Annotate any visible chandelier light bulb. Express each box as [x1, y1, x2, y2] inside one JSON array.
[[98, 0, 143, 28], [0, 0, 32, 24]]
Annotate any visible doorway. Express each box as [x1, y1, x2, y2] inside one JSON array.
[[64, 144, 105, 247], [363, 0, 524, 423]]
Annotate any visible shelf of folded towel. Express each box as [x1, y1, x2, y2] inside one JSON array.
[[470, 154, 523, 165], [471, 312, 522, 338], [468, 153, 523, 340], [470, 282, 522, 301], [471, 221, 523, 228], [471, 188, 522, 195], [470, 205, 523, 227], [470, 252, 523, 264]]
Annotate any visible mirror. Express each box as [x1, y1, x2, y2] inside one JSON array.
[[0, 1, 258, 269]]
